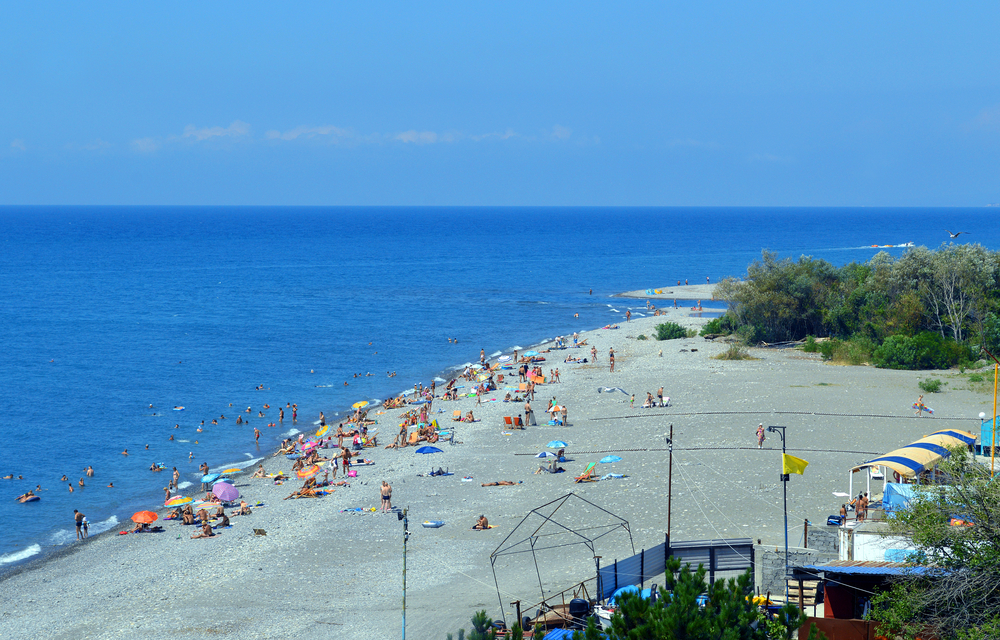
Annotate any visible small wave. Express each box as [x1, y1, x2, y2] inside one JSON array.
[[489, 351, 502, 358], [50, 529, 76, 546], [433, 377, 446, 383], [213, 457, 263, 472], [283, 428, 301, 436], [634, 312, 645, 317], [609, 308, 619, 313], [511, 346, 523, 351], [1, 544, 41, 564], [177, 439, 190, 443], [177, 481, 193, 490], [90, 515, 119, 535]]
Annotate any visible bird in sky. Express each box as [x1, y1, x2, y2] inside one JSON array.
[[946, 230, 968, 239]]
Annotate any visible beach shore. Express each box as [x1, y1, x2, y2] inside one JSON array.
[[0, 307, 987, 639]]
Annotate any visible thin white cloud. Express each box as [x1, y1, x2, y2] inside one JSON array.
[[470, 128, 519, 142], [396, 130, 438, 144], [181, 120, 250, 142], [970, 104, 1000, 132], [550, 125, 572, 140], [265, 125, 351, 141], [131, 137, 160, 153], [10, 139, 26, 151]]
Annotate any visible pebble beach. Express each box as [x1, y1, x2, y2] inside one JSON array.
[[0, 289, 987, 640]]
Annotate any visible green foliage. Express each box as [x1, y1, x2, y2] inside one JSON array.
[[968, 372, 984, 383], [532, 624, 544, 640], [655, 322, 687, 341], [700, 314, 735, 336], [594, 557, 814, 639], [802, 335, 818, 352], [509, 622, 523, 640], [868, 448, 1000, 639], [468, 610, 495, 640], [818, 335, 875, 365], [686, 328, 698, 338], [871, 332, 971, 370], [636, 334, 648, 340], [919, 378, 943, 393]]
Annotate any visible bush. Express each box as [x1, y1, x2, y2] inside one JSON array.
[[919, 379, 943, 393], [699, 315, 734, 336], [819, 338, 841, 361], [686, 328, 698, 338], [655, 322, 687, 341], [636, 334, 648, 340], [969, 373, 985, 383], [802, 335, 818, 352], [871, 331, 972, 370]]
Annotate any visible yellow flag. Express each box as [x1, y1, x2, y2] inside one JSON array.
[[782, 453, 809, 475]]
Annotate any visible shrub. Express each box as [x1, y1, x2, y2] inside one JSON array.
[[636, 334, 648, 340], [686, 328, 698, 338], [969, 373, 985, 383], [919, 379, 943, 393], [802, 335, 818, 352], [872, 332, 972, 370], [819, 338, 841, 361], [655, 322, 687, 341], [700, 315, 734, 336]]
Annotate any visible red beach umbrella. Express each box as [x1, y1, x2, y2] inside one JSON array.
[[296, 465, 322, 479]]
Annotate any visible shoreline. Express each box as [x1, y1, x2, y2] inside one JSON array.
[[2, 302, 989, 638]]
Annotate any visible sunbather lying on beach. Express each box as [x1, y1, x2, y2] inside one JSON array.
[[481, 480, 520, 486], [472, 515, 489, 530], [463, 411, 476, 423], [233, 500, 252, 516], [251, 464, 266, 478], [190, 523, 215, 539]]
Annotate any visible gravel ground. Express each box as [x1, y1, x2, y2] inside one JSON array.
[[0, 311, 986, 640]]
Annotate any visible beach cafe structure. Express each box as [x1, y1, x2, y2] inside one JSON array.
[[846, 429, 977, 510]]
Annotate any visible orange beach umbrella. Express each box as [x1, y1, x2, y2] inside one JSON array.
[[131, 510, 158, 524]]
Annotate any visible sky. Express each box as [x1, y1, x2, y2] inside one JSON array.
[[2, 3, 999, 206]]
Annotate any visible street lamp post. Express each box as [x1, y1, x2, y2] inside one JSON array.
[[398, 507, 410, 639], [767, 425, 789, 601]]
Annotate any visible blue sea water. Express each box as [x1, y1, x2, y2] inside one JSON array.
[[1, 205, 997, 567]]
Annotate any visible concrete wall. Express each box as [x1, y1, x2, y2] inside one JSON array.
[[804, 524, 839, 555], [755, 545, 837, 596]]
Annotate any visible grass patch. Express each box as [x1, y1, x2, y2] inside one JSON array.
[[714, 342, 753, 360], [816, 382, 834, 386], [802, 336, 818, 352]]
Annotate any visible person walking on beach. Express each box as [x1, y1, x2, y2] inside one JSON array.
[[480, 349, 486, 365], [756, 424, 766, 449], [914, 394, 926, 417], [381, 481, 392, 512], [74, 509, 86, 541], [630, 394, 635, 408], [591, 346, 597, 362], [657, 387, 664, 407], [625, 310, 631, 322], [609, 348, 615, 373], [525, 401, 536, 426]]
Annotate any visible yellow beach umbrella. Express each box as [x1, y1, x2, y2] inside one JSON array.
[[221, 468, 241, 474], [352, 401, 369, 409], [316, 425, 329, 437]]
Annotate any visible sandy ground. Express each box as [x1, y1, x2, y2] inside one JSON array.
[[0, 310, 987, 640]]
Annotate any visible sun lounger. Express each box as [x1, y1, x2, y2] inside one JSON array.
[[452, 410, 462, 421], [504, 416, 513, 428], [574, 462, 598, 483], [513, 416, 523, 428]]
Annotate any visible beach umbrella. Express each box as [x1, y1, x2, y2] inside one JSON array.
[[415, 446, 443, 454], [131, 510, 158, 524], [221, 468, 241, 474], [535, 451, 556, 458], [201, 473, 220, 484], [498, 355, 512, 363], [477, 374, 488, 382], [296, 465, 322, 479], [547, 440, 568, 449], [547, 405, 564, 413], [600, 455, 623, 464], [352, 401, 369, 409], [316, 425, 329, 437], [212, 482, 240, 502], [165, 496, 192, 507], [524, 351, 539, 357]]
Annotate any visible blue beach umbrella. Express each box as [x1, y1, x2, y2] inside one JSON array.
[[600, 455, 622, 464], [535, 451, 556, 458], [546, 440, 568, 449], [201, 473, 220, 483], [524, 351, 539, 357], [415, 446, 443, 454]]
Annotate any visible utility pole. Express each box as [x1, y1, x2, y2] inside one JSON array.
[[982, 346, 999, 477], [399, 506, 410, 639], [666, 424, 674, 553], [767, 425, 789, 601]]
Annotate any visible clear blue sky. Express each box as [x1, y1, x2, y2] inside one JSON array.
[[2, 3, 998, 206]]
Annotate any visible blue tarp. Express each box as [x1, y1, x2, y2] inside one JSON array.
[[983, 417, 997, 451], [883, 483, 916, 513]]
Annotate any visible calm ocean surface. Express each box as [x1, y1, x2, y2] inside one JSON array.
[[1, 206, 996, 567]]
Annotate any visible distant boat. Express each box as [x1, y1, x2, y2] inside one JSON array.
[[870, 242, 914, 248]]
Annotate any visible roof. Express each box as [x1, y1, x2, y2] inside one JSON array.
[[852, 429, 976, 478], [804, 560, 933, 576]]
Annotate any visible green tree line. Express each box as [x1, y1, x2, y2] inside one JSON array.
[[709, 245, 1000, 369]]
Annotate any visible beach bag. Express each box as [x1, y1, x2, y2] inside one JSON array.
[[827, 515, 844, 526], [347, 470, 357, 478]]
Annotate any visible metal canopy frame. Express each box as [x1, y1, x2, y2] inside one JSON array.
[[489, 492, 634, 625]]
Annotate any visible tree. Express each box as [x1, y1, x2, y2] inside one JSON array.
[[578, 556, 821, 640], [867, 448, 1000, 639]]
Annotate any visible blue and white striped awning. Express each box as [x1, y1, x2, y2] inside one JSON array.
[[852, 429, 976, 479]]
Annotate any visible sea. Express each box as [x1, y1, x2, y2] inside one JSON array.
[[1, 205, 997, 570]]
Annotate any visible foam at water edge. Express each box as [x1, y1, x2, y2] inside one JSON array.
[[177, 481, 193, 490], [212, 456, 263, 472], [433, 377, 446, 383], [90, 515, 119, 535], [283, 428, 301, 436], [489, 351, 502, 358], [0, 544, 41, 564]]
